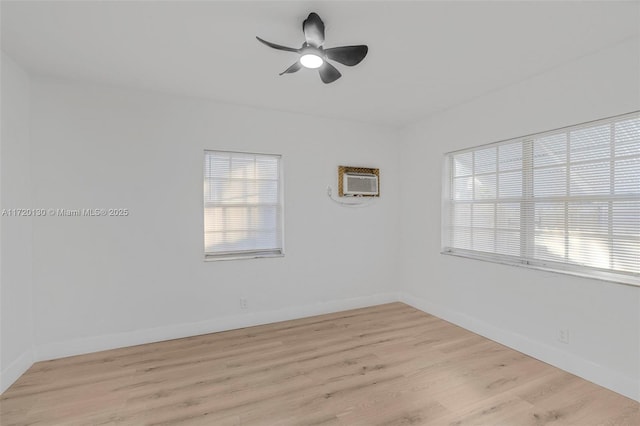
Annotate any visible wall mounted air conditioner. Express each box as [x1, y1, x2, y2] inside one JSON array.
[[343, 172, 379, 196]]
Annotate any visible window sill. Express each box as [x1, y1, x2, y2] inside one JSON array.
[[204, 252, 284, 262], [441, 250, 640, 288]]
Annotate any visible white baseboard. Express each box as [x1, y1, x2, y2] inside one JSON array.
[[398, 292, 639, 402], [1, 349, 34, 394], [35, 292, 400, 362]]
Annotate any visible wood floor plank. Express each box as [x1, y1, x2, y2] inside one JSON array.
[[1, 302, 637, 425]]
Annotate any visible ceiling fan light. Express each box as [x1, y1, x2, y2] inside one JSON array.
[[300, 53, 323, 69]]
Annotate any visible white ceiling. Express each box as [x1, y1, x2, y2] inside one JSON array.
[[2, 1, 639, 127]]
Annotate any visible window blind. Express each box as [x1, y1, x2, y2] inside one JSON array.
[[204, 150, 283, 260], [442, 112, 639, 285]]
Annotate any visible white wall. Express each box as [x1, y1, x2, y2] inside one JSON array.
[[0, 53, 34, 393], [28, 79, 401, 360], [400, 38, 640, 401]]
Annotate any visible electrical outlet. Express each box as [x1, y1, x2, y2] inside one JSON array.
[[240, 297, 248, 310], [559, 328, 570, 344]]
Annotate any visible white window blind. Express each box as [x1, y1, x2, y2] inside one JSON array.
[[204, 150, 283, 260], [442, 112, 640, 285]]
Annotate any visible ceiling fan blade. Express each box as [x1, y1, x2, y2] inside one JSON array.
[[302, 12, 325, 47], [318, 61, 341, 84], [325, 45, 368, 66], [279, 61, 302, 75], [256, 36, 299, 53]]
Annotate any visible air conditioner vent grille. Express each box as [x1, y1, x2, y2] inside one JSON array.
[[346, 174, 377, 193]]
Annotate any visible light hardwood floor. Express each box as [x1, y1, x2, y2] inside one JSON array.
[[1, 303, 638, 425]]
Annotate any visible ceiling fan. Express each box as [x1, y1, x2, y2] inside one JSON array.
[[256, 12, 368, 84]]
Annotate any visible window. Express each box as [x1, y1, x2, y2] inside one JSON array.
[[442, 112, 639, 285], [204, 150, 283, 260]]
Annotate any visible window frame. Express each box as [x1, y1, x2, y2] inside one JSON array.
[[441, 112, 640, 287], [203, 149, 285, 262]]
